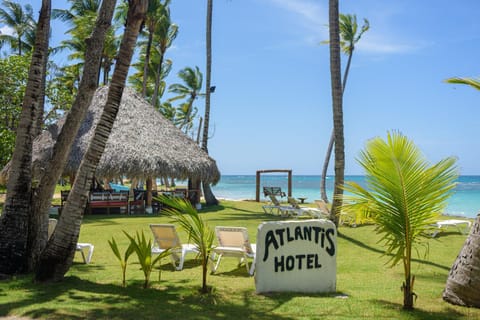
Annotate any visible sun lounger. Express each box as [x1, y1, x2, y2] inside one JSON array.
[[262, 194, 294, 216], [48, 218, 94, 263], [287, 197, 326, 219], [431, 219, 472, 237], [150, 224, 199, 270], [211, 226, 256, 276]]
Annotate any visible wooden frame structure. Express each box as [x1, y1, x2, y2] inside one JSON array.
[[255, 169, 292, 202]]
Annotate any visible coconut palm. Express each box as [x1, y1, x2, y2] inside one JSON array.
[[320, 13, 369, 204], [158, 195, 215, 294], [0, 0, 50, 275], [152, 4, 177, 108], [0, 0, 36, 55], [140, 0, 169, 98], [443, 74, 480, 308], [201, 0, 219, 206], [35, 0, 147, 282], [342, 131, 458, 310], [168, 66, 205, 132], [327, 0, 344, 225]]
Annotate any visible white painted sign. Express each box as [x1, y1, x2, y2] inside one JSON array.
[[255, 219, 336, 293]]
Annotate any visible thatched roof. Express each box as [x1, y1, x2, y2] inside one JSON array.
[[1, 86, 220, 184]]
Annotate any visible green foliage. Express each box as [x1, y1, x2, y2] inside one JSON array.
[[445, 77, 480, 90], [342, 131, 458, 309], [108, 236, 135, 287], [0, 53, 30, 168], [157, 195, 215, 293], [124, 230, 170, 289]]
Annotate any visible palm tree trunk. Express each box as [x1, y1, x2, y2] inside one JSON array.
[[27, 0, 115, 272], [35, 0, 148, 282], [443, 214, 480, 308], [202, 0, 218, 206], [152, 53, 165, 109], [142, 31, 154, 97], [328, 0, 344, 226], [0, 0, 51, 276], [320, 49, 353, 203]]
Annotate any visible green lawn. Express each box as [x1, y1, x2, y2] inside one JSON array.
[[0, 199, 478, 319]]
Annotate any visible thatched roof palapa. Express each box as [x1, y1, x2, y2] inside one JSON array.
[[1, 86, 220, 184]]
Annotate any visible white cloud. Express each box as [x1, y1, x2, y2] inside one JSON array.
[[268, 0, 328, 39], [0, 25, 15, 36], [268, 0, 425, 55]]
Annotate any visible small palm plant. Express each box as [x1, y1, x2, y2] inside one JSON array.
[[342, 131, 458, 310], [124, 230, 171, 289], [108, 237, 135, 287], [157, 194, 215, 294]]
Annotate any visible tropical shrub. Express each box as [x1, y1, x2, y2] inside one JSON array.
[[157, 195, 215, 294], [342, 131, 458, 309], [108, 236, 135, 287], [124, 231, 170, 289]]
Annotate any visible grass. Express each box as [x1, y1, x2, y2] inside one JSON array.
[[0, 199, 478, 319]]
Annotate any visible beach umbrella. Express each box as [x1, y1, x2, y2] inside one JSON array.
[[0, 86, 220, 184]]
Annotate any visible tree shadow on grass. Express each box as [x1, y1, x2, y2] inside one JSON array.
[[0, 275, 298, 320], [371, 299, 465, 320], [338, 232, 451, 271]]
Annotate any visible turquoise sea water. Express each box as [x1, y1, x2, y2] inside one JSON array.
[[210, 175, 480, 219]]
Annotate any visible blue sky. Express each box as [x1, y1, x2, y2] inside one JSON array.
[[3, 0, 480, 175]]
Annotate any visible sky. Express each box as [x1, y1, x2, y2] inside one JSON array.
[[2, 0, 480, 176]]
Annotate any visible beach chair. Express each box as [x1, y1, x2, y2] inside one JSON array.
[[263, 186, 286, 198], [262, 194, 294, 216], [431, 219, 472, 237], [211, 226, 256, 276], [287, 197, 326, 218], [149, 224, 199, 270], [48, 218, 94, 264]]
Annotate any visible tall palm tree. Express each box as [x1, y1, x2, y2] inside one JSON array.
[[201, 0, 219, 206], [141, 0, 168, 98], [0, 0, 50, 275], [0, 0, 36, 55], [28, 0, 116, 272], [168, 66, 205, 133], [152, 4, 177, 108], [320, 14, 369, 203], [328, 0, 344, 226], [342, 131, 457, 309], [36, 0, 148, 282], [443, 74, 480, 308]]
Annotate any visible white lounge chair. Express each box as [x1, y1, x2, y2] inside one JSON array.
[[287, 197, 326, 218], [431, 219, 472, 237], [211, 226, 256, 276], [149, 224, 199, 270], [262, 194, 294, 216], [48, 218, 94, 264]]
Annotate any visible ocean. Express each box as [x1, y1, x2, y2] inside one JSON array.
[[210, 175, 480, 219]]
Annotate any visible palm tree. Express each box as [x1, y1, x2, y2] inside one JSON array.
[[28, 0, 117, 272], [152, 4, 177, 108], [443, 75, 480, 308], [320, 13, 369, 203], [159, 195, 215, 294], [0, 0, 50, 275], [328, 0, 344, 226], [201, 0, 219, 206], [0, 0, 36, 55], [342, 131, 457, 310], [35, 0, 148, 282], [168, 66, 205, 133], [140, 0, 169, 98]]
